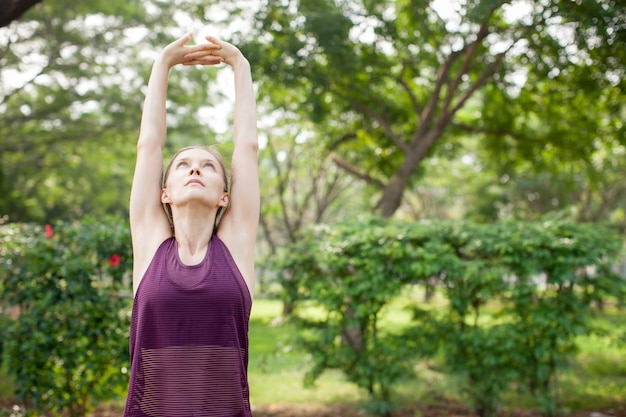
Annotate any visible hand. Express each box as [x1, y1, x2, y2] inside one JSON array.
[[184, 36, 247, 68], [159, 33, 223, 68]]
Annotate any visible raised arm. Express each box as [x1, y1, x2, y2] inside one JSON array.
[[130, 34, 223, 292], [216, 38, 259, 238], [193, 37, 259, 293]]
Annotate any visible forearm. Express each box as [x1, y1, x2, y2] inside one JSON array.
[[231, 57, 258, 148], [138, 57, 171, 149]]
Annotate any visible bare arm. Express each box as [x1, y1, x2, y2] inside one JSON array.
[[222, 46, 260, 242], [130, 34, 223, 293], [187, 37, 259, 294]]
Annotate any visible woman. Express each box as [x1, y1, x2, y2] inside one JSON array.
[[123, 33, 258, 417]]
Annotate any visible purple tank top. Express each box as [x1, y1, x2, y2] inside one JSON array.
[[123, 235, 253, 417]]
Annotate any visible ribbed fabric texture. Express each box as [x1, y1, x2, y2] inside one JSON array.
[[123, 235, 253, 417]]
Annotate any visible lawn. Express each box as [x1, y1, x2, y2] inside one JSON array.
[[248, 299, 363, 406]]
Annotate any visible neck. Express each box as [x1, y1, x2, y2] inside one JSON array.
[[171, 205, 216, 256]]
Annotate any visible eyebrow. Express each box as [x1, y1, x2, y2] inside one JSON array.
[[176, 158, 216, 164]]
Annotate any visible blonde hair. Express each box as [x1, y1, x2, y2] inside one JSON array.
[[162, 145, 230, 233]]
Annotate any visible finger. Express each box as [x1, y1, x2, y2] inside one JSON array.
[[183, 61, 223, 67], [183, 57, 224, 66], [184, 43, 220, 57], [176, 32, 194, 46], [204, 36, 225, 50], [183, 49, 221, 61]]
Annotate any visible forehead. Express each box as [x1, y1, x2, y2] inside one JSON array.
[[173, 148, 219, 163]]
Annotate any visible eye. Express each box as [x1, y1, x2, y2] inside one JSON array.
[[176, 161, 188, 168], [204, 162, 216, 170]]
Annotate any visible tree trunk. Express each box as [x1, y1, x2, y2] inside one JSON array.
[[376, 129, 442, 217], [0, 0, 42, 27]]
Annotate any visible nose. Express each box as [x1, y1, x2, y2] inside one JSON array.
[[189, 167, 201, 175]]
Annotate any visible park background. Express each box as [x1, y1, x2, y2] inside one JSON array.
[[1, 0, 625, 416]]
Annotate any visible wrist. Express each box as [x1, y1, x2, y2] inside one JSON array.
[[154, 53, 175, 71], [229, 55, 250, 70]]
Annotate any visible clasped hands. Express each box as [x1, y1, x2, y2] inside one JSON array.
[[160, 33, 245, 68]]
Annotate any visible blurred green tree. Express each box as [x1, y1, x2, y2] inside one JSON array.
[[237, 0, 626, 218], [0, 0, 223, 222]]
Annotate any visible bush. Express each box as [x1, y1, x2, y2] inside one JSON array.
[[436, 220, 625, 416], [273, 217, 433, 413], [0, 217, 132, 417], [272, 215, 626, 416]]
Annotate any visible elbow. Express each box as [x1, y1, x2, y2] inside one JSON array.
[[248, 140, 259, 153], [235, 134, 259, 153]]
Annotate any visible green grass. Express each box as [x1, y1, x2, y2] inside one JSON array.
[[0, 371, 13, 403], [556, 309, 626, 409], [246, 298, 477, 408], [248, 299, 364, 405], [0, 344, 14, 404]]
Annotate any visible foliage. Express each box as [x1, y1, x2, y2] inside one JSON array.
[[0, 218, 133, 417], [246, 299, 626, 412], [432, 220, 625, 416], [272, 215, 626, 416], [0, 0, 224, 223], [272, 216, 429, 411], [255, 117, 366, 299], [471, 35, 626, 224], [239, 0, 626, 217]]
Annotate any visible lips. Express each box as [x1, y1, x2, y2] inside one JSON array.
[[185, 179, 204, 186]]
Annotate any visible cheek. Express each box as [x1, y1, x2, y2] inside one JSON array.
[[165, 172, 183, 186]]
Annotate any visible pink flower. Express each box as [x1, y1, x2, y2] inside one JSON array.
[[108, 253, 121, 268], [44, 224, 54, 239]]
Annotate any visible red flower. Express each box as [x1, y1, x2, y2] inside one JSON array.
[[108, 253, 121, 268], [44, 224, 54, 239]]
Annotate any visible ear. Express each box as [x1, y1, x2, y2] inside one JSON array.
[[218, 192, 230, 207], [161, 188, 172, 204]]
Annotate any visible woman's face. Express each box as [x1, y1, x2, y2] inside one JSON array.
[[162, 148, 228, 210]]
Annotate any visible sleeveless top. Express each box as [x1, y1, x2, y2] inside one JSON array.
[[123, 235, 253, 417]]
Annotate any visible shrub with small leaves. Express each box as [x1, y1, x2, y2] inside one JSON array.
[[271, 215, 625, 417], [272, 216, 441, 413], [0, 217, 132, 417]]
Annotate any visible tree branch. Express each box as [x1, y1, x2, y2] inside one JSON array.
[[292, 162, 322, 233], [451, 122, 533, 142], [350, 99, 410, 153], [446, 51, 508, 121], [446, 24, 536, 123], [0, 0, 43, 27], [330, 153, 386, 189], [418, 47, 463, 134], [441, 23, 490, 114], [314, 167, 343, 222], [419, 1, 513, 135], [258, 211, 277, 254], [266, 135, 296, 241], [395, 61, 422, 116], [328, 132, 357, 152]]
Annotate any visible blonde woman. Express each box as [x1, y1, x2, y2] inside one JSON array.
[[123, 33, 258, 417]]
